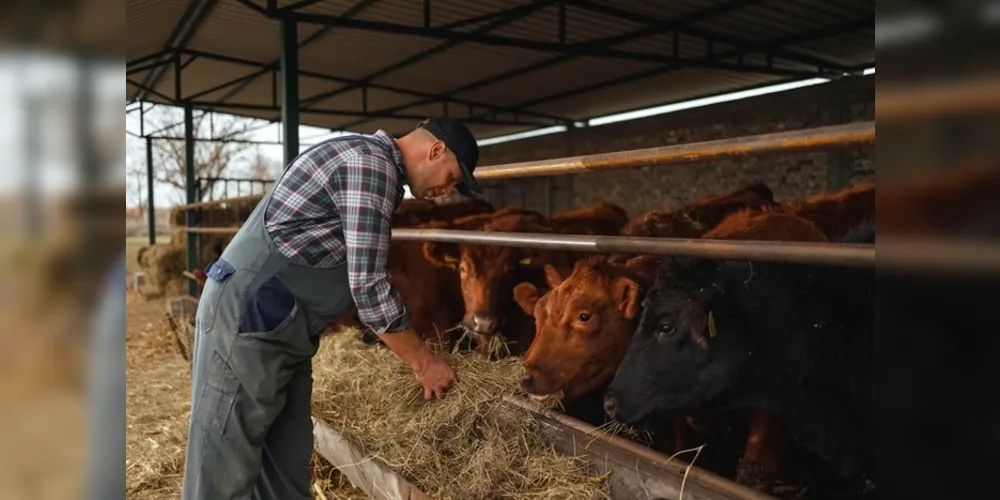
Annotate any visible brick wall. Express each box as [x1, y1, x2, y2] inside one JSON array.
[[474, 75, 874, 217]]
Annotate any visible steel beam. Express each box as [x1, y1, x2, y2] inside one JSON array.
[[280, 15, 300, 167], [295, 1, 564, 119], [471, 121, 874, 179], [185, 100, 550, 126], [184, 103, 198, 296], [146, 137, 156, 245], [183, 46, 568, 124], [473, 18, 871, 120], [126, 78, 175, 103], [218, 0, 380, 104], [337, 0, 759, 131], [572, 0, 854, 72], [133, 0, 219, 101], [289, 12, 734, 66]]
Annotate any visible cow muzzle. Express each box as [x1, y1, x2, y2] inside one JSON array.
[[464, 312, 498, 335]]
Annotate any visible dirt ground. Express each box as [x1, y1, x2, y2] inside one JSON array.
[[125, 292, 367, 499]]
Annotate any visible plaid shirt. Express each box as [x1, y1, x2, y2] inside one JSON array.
[[264, 130, 409, 334]]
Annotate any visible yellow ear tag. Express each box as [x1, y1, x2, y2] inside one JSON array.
[[443, 254, 458, 263], [519, 257, 532, 265], [707, 311, 717, 338]]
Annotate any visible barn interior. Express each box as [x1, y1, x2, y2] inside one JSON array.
[[123, 1, 887, 499]]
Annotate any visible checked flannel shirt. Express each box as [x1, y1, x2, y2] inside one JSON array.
[[264, 130, 410, 334]]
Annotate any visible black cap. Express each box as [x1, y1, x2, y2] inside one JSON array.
[[418, 117, 482, 197]]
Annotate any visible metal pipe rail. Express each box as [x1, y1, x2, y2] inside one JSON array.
[[179, 225, 1000, 272], [393, 228, 875, 267], [473, 121, 875, 180]]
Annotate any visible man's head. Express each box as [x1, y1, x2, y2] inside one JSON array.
[[397, 117, 482, 200]]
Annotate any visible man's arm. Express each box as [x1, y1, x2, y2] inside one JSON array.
[[328, 149, 454, 398]]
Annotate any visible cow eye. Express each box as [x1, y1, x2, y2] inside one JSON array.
[[578, 313, 591, 322], [657, 322, 675, 338]]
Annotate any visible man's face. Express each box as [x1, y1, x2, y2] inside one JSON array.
[[413, 140, 462, 200]]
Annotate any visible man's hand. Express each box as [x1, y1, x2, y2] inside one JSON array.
[[376, 329, 456, 400], [412, 351, 456, 400]]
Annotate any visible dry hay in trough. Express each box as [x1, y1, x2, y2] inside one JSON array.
[[312, 327, 613, 500]]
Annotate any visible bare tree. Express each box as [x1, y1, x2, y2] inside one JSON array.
[[142, 108, 258, 204]]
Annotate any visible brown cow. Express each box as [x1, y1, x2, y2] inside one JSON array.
[[423, 203, 629, 357], [764, 182, 875, 240], [391, 197, 495, 227], [513, 210, 828, 488], [610, 183, 776, 263]]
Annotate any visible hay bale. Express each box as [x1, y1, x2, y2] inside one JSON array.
[[136, 244, 187, 298], [169, 195, 264, 229], [312, 328, 612, 500]]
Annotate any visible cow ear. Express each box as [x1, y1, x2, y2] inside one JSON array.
[[544, 264, 564, 289], [612, 276, 641, 320], [423, 242, 460, 268], [690, 310, 716, 350], [513, 283, 540, 315]]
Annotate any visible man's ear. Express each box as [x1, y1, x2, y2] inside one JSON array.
[[611, 276, 641, 320], [423, 242, 460, 268], [544, 264, 564, 289], [513, 283, 540, 315]]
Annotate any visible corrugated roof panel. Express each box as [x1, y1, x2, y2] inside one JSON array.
[[531, 67, 785, 119], [126, 0, 191, 61], [307, 86, 421, 115], [187, 1, 317, 64], [176, 58, 273, 101], [451, 56, 657, 107], [275, 0, 363, 16], [371, 42, 554, 96], [298, 27, 442, 81], [489, 4, 647, 44], [587, 0, 720, 23]]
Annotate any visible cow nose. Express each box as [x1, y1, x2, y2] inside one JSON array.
[[520, 375, 533, 393], [471, 313, 497, 334], [603, 395, 618, 420]]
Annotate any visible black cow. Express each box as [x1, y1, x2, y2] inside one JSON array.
[[603, 219, 875, 490]]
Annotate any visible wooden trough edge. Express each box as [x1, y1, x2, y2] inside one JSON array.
[[310, 398, 774, 500], [311, 417, 430, 500], [500, 395, 776, 500]]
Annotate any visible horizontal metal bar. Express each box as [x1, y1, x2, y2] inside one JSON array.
[[126, 78, 175, 103], [174, 224, 1000, 272], [127, 59, 174, 76], [392, 229, 875, 267], [175, 194, 264, 212], [876, 74, 1000, 120], [290, 12, 720, 65], [184, 99, 549, 126], [473, 121, 874, 180]]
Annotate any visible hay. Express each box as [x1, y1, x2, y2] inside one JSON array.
[[312, 328, 613, 500], [135, 244, 187, 298]]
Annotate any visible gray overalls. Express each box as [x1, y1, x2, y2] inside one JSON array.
[[181, 137, 405, 499]]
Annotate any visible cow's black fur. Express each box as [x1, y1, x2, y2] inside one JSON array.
[[606, 219, 875, 485]]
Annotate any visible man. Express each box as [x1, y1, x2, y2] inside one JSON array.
[[181, 117, 484, 500]]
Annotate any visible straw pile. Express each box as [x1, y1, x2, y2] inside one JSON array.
[[135, 244, 187, 298], [312, 327, 613, 500]]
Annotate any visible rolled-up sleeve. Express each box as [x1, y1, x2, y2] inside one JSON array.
[[328, 150, 410, 333]]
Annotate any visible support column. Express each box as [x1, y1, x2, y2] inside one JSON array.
[[146, 137, 156, 245], [280, 15, 300, 167], [25, 93, 41, 238], [184, 103, 197, 296]]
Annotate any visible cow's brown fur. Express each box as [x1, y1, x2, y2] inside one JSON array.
[[550, 201, 629, 235], [762, 183, 875, 240], [391, 197, 495, 227], [515, 210, 829, 483]]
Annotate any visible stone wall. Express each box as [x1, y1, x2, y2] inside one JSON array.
[[475, 74, 875, 217]]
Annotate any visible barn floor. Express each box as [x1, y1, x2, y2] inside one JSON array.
[[124, 292, 367, 499]]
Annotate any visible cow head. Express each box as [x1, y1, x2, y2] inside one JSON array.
[[604, 256, 755, 428], [515, 257, 654, 402], [426, 215, 570, 339]]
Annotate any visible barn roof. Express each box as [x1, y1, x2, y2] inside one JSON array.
[[126, 0, 874, 139]]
